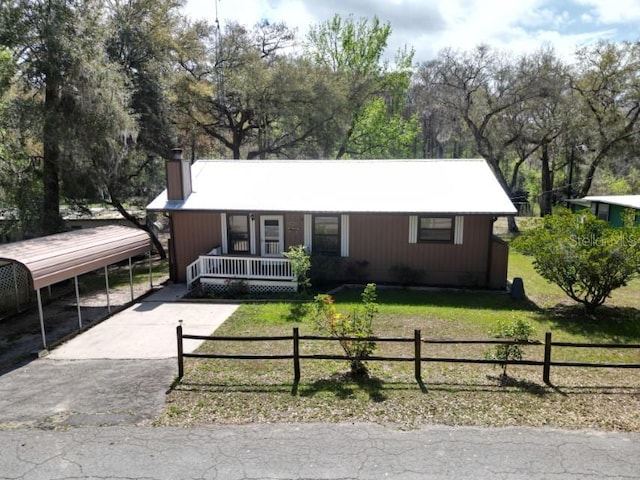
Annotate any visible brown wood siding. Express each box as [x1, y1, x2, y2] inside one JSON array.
[[349, 214, 493, 287], [170, 212, 222, 282], [168, 211, 506, 288], [489, 237, 509, 290]]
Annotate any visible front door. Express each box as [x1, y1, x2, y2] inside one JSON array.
[[260, 215, 284, 256]]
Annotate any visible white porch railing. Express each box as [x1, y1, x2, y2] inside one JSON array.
[[187, 255, 294, 290]]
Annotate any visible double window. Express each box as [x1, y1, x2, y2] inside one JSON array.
[[313, 215, 340, 255], [418, 216, 454, 243]]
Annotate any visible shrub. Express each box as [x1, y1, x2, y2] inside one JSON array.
[[310, 255, 370, 287], [513, 208, 640, 312], [224, 279, 249, 299], [343, 259, 369, 284], [309, 254, 344, 288], [311, 283, 379, 377], [283, 245, 311, 292], [389, 263, 425, 286], [485, 319, 534, 382]]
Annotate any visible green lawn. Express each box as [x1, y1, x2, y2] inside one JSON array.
[[159, 250, 640, 431]]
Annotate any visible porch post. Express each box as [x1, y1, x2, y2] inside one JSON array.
[[75, 276, 82, 329], [36, 288, 47, 350], [129, 257, 134, 302], [105, 266, 111, 313]]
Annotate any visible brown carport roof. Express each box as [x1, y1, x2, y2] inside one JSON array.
[[0, 225, 152, 290]]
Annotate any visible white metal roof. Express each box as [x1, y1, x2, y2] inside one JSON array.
[[579, 195, 640, 210], [147, 159, 517, 215]]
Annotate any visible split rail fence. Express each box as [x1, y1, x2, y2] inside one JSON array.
[[176, 326, 640, 387]]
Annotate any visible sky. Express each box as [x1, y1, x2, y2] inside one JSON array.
[[183, 0, 640, 62]]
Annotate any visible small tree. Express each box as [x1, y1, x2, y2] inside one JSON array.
[[283, 245, 311, 292], [514, 209, 640, 312], [312, 283, 378, 377], [486, 319, 534, 382]]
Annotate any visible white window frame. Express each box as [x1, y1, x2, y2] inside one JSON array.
[[409, 215, 463, 245]]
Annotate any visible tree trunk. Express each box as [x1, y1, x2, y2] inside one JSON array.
[[111, 198, 167, 259], [41, 77, 64, 235], [579, 159, 599, 197], [540, 143, 553, 216]]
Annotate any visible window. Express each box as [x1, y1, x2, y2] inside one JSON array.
[[228, 214, 250, 254], [313, 215, 340, 255], [418, 216, 454, 243], [596, 203, 609, 222]]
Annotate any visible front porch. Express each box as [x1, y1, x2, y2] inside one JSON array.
[[186, 255, 296, 293]]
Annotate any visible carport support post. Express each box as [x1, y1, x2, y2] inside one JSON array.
[[13, 263, 20, 311], [148, 251, 153, 288], [75, 276, 82, 329], [128, 257, 134, 302], [36, 288, 47, 350], [105, 266, 111, 313]]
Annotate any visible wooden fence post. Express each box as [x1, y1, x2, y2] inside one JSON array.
[[543, 331, 552, 385], [293, 327, 301, 384], [415, 329, 426, 392], [414, 329, 422, 383], [177, 323, 184, 380]]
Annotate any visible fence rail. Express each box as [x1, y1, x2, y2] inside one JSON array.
[[176, 326, 640, 388]]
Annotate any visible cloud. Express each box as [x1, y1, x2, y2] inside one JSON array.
[[183, 0, 637, 64], [575, 0, 640, 24], [295, 0, 446, 32], [581, 13, 594, 23]]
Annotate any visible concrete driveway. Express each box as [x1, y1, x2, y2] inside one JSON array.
[[0, 284, 238, 428], [47, 285, 238, 360]]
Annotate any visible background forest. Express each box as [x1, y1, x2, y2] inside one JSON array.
[[0, 0, 639, 243]]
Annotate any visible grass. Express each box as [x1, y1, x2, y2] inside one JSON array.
[[78, 256, 169, 292], [158, 251, 640, 431]]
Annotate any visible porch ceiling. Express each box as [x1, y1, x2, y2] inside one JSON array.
[[0, 225, 152, 290]]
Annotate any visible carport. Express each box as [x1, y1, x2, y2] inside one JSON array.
[[0, 225, 153, 349]]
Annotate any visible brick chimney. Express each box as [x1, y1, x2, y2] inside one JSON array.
[[166, 148, 192, 201]]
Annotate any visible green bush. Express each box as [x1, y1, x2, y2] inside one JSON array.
[[485, 318, 534, 381], [513, 208, 640, 312], [311, 283, 379, 377], [283, 245, 311, 291], [389, 263, 425, 286], [309, 254, 344, 288]]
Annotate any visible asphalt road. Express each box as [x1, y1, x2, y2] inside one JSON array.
[[0, 358, 176, 428], [1, 423, 638, 479]]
